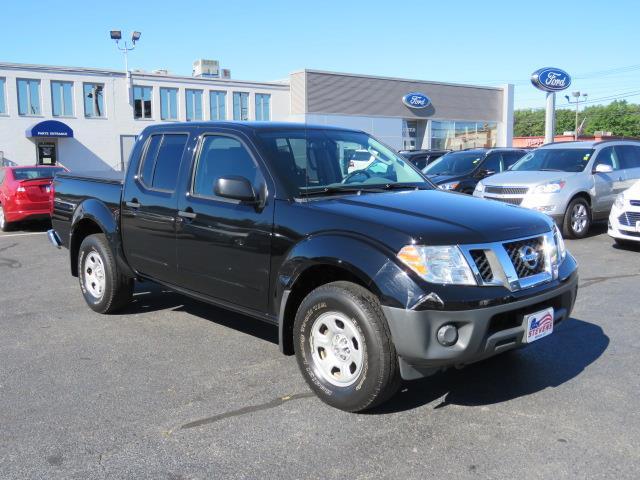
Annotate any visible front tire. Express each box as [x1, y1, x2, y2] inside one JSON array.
[[562, 198, 591, 239], [78, 233, 133, 313], [294, 281, 400, 412]]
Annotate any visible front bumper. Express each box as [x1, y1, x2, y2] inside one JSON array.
[[608, 204, 640, 242], [382, 269, 578, 380]]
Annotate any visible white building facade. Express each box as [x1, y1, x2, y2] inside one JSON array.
[[0, 62, 513, 170]]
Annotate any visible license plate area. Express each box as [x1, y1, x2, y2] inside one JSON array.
[[524, 307, 554, 343]]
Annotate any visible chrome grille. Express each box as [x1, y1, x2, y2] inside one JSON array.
[[485, 196, 523, 206], [470, 250, 493, 282], [619, 211, 640, 227], [484, 186, 529, 195], [503, 236, 546, 279]]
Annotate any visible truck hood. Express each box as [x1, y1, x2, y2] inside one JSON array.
[[482, 170, 580, 187], [307, 189, 552, 245]]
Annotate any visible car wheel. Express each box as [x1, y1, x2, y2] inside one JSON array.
[[78, 233, 133, 313], [0, 204, 12, 232], [562, 198, 591, 239], [294, 281, 401, 412]]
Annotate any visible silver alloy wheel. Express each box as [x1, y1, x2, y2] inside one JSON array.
[[83, 249, 106, 299], [571, 203, 589, 234], [309, 311, 364, 387], [0, 205, 5, 229]]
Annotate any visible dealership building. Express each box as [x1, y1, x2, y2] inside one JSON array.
[[0, 61, 513, 170]]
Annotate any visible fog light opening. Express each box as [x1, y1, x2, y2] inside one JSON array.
[[437, 324, 458, 347]]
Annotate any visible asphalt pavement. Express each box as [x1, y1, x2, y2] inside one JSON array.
[[0, 223, 639, 479]]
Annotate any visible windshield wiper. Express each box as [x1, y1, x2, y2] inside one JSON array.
[[297, 186, 369, 197], [298, 183, 429, 198]]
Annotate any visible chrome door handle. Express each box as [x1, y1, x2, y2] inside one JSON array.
[[178, 210, 197, 219], [125, 201, 141, 208]]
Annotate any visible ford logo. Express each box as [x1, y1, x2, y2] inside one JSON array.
[[402, 92, 431, 109], [531, 67, 571, 92]]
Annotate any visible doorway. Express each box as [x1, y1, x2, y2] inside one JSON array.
[[37, 141, 57, 165]]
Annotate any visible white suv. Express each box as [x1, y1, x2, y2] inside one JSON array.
[[608, 180, 640, 246]]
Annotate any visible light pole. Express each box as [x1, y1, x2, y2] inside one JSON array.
[[565, 91, 588, 140], [110, 30, 141, 105]]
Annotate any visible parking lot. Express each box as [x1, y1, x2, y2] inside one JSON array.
[[1, 224, 639, 479]]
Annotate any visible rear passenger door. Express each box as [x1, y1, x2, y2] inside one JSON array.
[[121, 132, 189, 283], [176, 133, 273, 312]]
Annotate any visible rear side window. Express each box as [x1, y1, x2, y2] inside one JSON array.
[[139, 133, 188, 191], [595, 146, 622, 171], [192, 136, 259, 198], [618, 145, 640, 169]]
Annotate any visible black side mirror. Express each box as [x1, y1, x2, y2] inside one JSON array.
[[214, 176, 257, 203]]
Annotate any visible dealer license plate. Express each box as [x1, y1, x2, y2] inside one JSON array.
[[524, 307, 554, 343]]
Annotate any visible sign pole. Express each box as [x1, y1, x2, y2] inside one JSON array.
[[545, 92, 555, 144]]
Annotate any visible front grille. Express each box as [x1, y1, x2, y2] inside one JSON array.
[[470, 250, 493, 282], [484, 186, 529, 195], [485, 196, 523, 206], [619, 211, 640, 227], [630, 200, 640, 207], [503, 236, 546, 279]]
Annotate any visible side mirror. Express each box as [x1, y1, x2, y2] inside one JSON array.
[[593, 163, 613, 174], [214, 176, 257, 202]]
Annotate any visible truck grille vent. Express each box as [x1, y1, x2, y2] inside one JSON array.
[[503, 236, 546, 279], [469, 250, 493, 282], [484, 186, 529, 195], [619, 211, 640, 226]]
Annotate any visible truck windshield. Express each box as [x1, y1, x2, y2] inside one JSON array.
[[256, 129, 430, 196], [509, 148, 594, 172], [13, 167, 66, 180], [423, 151, 484, 176]]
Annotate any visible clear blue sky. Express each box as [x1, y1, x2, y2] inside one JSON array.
[[2, 0, 639, 110]]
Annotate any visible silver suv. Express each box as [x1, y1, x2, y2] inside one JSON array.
[[473, 140, 640, 238]]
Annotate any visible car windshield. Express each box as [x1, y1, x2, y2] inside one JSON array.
[[256, 129, 430, 197], [423, 151, 484, 176], [509, 148, 594, 172], [12, 167, 65, 180]]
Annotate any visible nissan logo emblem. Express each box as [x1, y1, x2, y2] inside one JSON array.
[[518, 245, 540, 270]]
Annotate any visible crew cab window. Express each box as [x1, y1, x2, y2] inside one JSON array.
[[139, 133, 188, 191], [618, 145, 640, 169], [192, 136, 259, 197], [595, 146, 622, 171]]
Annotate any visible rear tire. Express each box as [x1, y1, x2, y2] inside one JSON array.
[[562, 198, 591, 239], [293, 281, 401, 412], [0, 205, 12, 232], [78, 233, 133, 313]]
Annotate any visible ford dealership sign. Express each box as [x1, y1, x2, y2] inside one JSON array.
[[530, 67, 571, 92], [402, 92, 431, 109]]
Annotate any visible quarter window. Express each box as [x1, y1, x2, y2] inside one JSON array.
[[160, 88, 178, 120], [139, 134, 188, 191], [17, 79, 41, 116], [0, 78, 6, 114], [618, 145, 640, 169], [133, 86, 153, 119], [185, 89, 203, 121], [51, 81, 74, 117], [193, 136, 258, 197], [83, 83, 105, 118], [233, 92, 249, 121], [209, 91, 226, 120], [255, 93, 270, 121]]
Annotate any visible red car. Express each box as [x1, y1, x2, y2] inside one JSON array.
[[0, 165, 68, 231]]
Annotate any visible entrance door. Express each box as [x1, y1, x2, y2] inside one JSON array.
[[37, 142, 57, 165]]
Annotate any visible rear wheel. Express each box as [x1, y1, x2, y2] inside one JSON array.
[[78, 233, 133, 313], [294, 281, 400, 412], [0, 205, 12, 232], [562, 198, 591, 239]]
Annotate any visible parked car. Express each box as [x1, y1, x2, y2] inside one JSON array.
[[474, 140, 640, 238], [608, 180, 640, 246], [0, 165, 67, 231], [423, 148, 527, 193], [48, 122, 578, 412], [398, 149, 449, 170]]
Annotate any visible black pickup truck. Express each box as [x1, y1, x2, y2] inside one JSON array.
[[49, 122, 578, 412]]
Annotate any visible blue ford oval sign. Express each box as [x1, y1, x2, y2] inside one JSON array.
[[402, 92, 431, 109], [531, 67, 571, 92]]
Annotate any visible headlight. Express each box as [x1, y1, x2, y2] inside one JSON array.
[[440, 181, 460, 191], [533, 181, 566, 194], [397, 245, 476, 285], [614, 193, 625, 209], [475, 182, 485, 193], [552, 224, 566, 262]]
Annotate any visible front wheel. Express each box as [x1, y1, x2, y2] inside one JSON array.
[[562, 198, 591, 239], [294, 281, 400, 412], [78, 233, 133, 313]]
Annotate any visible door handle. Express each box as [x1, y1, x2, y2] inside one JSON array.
[[125, 199, 141, 209], [178, 209, 197, 219]]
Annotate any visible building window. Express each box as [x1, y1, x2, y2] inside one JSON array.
[[431, 120, 497, 150], [209, 91, 226, 120], [160, 88, 178, 120], [51, 81, 74, 117], [255, 93, 270, 121], [185, 89, 203, 121], [133, 86, 153, 119], [83, 83, 105, 118], [233, 92, 249, 121], [0, 78, 6, 114], [17, 79, 41, 116]]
